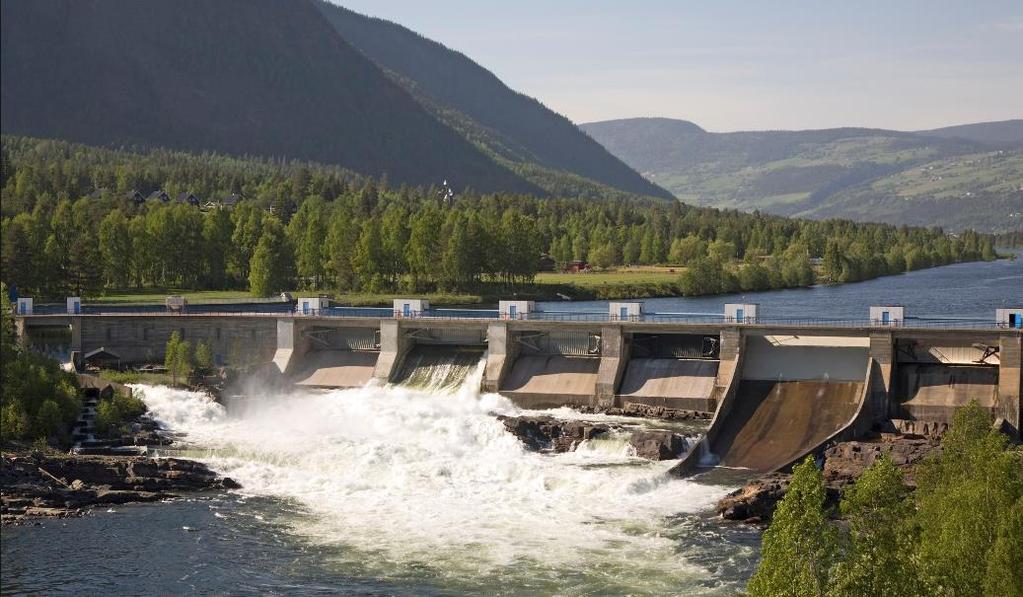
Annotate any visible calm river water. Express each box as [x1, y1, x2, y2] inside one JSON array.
[[2, 256, 1019, 596]]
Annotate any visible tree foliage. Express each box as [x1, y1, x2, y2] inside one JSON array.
[[750, 402, 1023, 596], [0, 283, 81, 444], [0, 136, 998, 300], [748, 456, 838, 596]]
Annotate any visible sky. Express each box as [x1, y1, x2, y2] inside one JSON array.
[[335, 1, 1022, 132]]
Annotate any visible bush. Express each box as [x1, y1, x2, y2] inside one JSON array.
[[94, 390, 148, 438], [1, 286, 82, 445]]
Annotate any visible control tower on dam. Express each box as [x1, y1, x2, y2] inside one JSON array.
[[15, 297, 1022, 473]]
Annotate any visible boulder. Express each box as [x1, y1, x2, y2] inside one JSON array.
[[628, 430, 689, 460]]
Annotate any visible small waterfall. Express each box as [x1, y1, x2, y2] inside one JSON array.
[[391, 345, 485, 391]]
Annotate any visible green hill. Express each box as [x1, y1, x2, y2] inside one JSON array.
[[0, 0, 541, 194], [313, 2, 673, 201], [581, 117, 1023, 231]]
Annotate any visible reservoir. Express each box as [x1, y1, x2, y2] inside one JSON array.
[[2, 256, 1018, 595]]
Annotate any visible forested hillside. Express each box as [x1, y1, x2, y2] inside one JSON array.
[[1, 137, 997, 301], [581, 118, 1023, 231], [1, 0, 671, 202], [0, 0, 535, 194], [314, 1, 673, 201]]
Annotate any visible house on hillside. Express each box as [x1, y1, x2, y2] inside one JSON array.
[[87, 188, 108, 200], [538, 254, 556, 272], [146, 189, 170, 203], [565, 260, 590, 273], [125, 189, 145, 204], [175, 192, 201, 207], [219, 193, 244, 210]]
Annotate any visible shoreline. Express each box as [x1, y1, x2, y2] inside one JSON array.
[[0, 447, 239, 525]]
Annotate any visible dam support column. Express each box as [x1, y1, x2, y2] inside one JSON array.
[[70, 316, 83, 354], [711, 328, 744, 415], [998, 334, 1021, 439], [273, 319, 311, 375], [373, 319, 408, 383], [595, 325, 629, 408], [868, 332, 895, 423], [483, 323, 517, 393]]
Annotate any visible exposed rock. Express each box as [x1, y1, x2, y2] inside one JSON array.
[[717, 474, 791, 524], [577, 404, 713, 421], [496, 415, 612, 453], [628, 430, 689, 460], [1, 451, 239, 525], [497, 415, 694, 461], [717, 434, 942, 524]]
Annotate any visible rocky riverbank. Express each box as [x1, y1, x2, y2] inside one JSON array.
[[496, 414, 695, 460], [1, 450, 239, 525], [576, 403, 713, 421], [717, 434, 941, 524]]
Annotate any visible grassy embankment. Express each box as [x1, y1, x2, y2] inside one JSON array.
[[86, 268, 685, 306]]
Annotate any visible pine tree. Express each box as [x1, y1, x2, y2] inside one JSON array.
[[249, 217, 294, 296]]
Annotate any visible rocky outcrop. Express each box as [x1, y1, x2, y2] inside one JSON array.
[[628, 430, 690, 460], [717, 434, 941, 524], [497, 415, 692, 460], [1, 451, 239, 524], [717, 474, 792, 524], [497, 415, 612, 453], [577, 404, 713, 421]]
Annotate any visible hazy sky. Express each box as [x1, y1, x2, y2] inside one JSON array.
[[335, 1, 1022, 132]]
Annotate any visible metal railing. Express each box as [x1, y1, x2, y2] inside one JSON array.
[[15, 304, 1020, 331]]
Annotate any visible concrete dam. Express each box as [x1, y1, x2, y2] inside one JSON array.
[[15, 299, 1023, 475]]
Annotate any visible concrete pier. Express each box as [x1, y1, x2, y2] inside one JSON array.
[[595, 326, 628, 408], [372, 319, 407, 383]]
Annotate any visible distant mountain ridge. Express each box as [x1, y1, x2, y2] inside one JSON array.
[[581, 117, 1023, 231], [314, 2, 673, 201], [1, 0, 670, 201]]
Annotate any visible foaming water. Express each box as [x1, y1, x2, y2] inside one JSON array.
[[132, 361, 753, 594]]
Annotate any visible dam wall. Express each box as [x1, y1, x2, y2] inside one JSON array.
[[889, 335, 1016, 436], [498, 327, 602, 408], [42, 315, 280, 366], [17, 310, 1020, 442]]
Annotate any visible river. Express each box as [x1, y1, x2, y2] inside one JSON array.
[[539, 252, 1022, 321], [2, 257, 1018, 595]]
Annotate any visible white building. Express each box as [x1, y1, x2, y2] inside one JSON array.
[[609, 302, 643, 321], [724, 303, 758, 324], [394, 299, 429, 318], [870, 305, 905, 326], [499, 300, 534, 320]]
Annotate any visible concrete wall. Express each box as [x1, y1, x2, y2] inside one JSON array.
[[999, 335, 1022, 438], [372, 319, 409, 382], [595, 326, 629, 407], [74, 316, 277, 365], [483, 322, 518, 393], [741, 335, 868, 382]]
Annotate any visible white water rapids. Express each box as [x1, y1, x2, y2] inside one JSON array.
[[132, 360, 749, 593]]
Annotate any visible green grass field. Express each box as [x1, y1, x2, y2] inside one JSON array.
[[91, 289, 280, 304], [535, 268, 681, 288], [87, 269, 684, 305]]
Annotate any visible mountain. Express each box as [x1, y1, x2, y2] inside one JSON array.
[[1, 0, 543, 194], [916, 120, 1023, 147], [314, 1, 674, 201], [581, 117, 1023, 231]]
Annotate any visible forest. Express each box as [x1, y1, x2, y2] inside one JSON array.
[[0, 136, 999, 301]]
